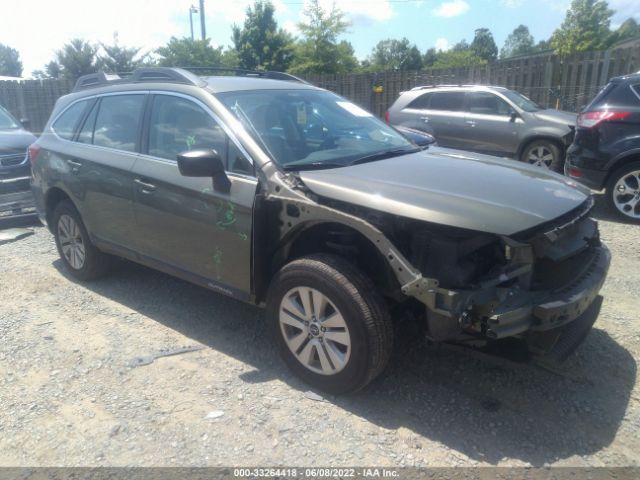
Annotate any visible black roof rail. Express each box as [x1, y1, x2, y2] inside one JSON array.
[[183, 66, 309, 84], [128, 67, 207, 86], [73, 67, 207, 92], [72, 66, 307, 92], [73, 72, 121, 91]]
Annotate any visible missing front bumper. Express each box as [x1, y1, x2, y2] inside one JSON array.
[[485, 245, 610, 339]]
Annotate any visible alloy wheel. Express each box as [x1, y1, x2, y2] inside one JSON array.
[[57, 214, 86, 270], [279, 286, 351, 375], [527, 145, 554, 168], [612, 170, 640, 219]]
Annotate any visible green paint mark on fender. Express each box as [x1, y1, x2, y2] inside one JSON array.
[[238, 232, 248, 241], [213, 247, 222, 280], [216, 201, 236, 230], [186, 135, 196, 150]]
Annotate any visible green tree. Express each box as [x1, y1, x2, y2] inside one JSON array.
[[0, 43, 23, 77], [550, 0, 613, 55], [98, 33, 149, 73], [501, 25, 535, 58], [367, 38, 423, 71], [452, 39, 470, 52], [423, 47, 438, 67], [54, 38, 99, 80], [289, 0, 357, 75], [232, 1, 294, 71], [156, 37, 228, 67], [608, 18, 640, 45], [32, 61, 63, 80], [432, 50, 487, 68], [471, 28, 498, 62]]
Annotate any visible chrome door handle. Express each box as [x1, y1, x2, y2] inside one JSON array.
[[134, 178, 157, 192], [67, 159, 82, 168], [465, 120, 476, 127], [420, 116, 430, 122]]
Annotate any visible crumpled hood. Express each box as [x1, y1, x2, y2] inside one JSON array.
[[299, 148, 590, 236], [532, 109, 577, 126], [0, 129, 36, 155]]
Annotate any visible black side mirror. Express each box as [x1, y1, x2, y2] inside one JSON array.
[[509, 111, 519, 122], [20, 118, 30, 129], [177, 149, 230, 192]]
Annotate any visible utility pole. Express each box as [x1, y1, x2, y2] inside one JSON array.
[[199, 0, 206, 40], [189, 5, 198, 41]]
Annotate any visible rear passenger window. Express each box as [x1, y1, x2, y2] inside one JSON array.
[[52, 101, 87, 140], [429, 92, 465, 112], [92, 95, 145, 152], [148, 95, 253, 175], [407, 93, 432, 109]]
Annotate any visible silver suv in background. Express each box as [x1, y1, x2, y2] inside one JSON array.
[[386, 85, 576, 171]]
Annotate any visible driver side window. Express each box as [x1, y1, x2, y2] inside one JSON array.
[[147, 95, 253, 176], [466, 92, 513, 116]]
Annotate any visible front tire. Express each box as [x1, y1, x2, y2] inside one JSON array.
[[605, 161, 640, 223], [521, 140, 563, 172], [52, 200, 111, 280], [266, 254, 393, 394]]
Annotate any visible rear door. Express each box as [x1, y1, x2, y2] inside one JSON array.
[[463, 91, 522, 156], [55, 93, 145, 248], [415, 91, 467, 148], [131, 92, 257, 298]]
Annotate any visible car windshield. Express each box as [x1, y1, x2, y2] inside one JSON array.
[[216, 89, 415, 170], [500, 89, 541, 112], [0, 107, 19, 129]]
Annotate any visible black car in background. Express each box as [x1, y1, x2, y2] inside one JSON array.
[[565, 73, 640, 222], [0, 104, 36, 219]]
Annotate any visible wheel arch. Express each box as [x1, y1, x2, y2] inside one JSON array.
[[44, 186, 76, 232], [517, 135, 566, 160], [604, 151, 640, 186], [256, 219, 400, 304]]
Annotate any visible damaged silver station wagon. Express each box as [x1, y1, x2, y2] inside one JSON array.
[[31, 68, 611, 393]]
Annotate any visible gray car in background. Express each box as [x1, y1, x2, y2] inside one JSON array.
[[387, 85, 576, 171]]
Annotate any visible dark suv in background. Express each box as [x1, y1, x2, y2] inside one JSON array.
[[565, 73, 640, 222], [30, 68, 610, 393], [387, 85, 576, 171], [0, 105, 35, 189]]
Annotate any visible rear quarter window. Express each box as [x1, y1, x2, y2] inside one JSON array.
[[52, 101, 87, 140], [587, 82, 640, 109]]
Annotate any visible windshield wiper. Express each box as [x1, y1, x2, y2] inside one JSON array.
[[282, 161, 346, 171], [349, 147, 419, 166]]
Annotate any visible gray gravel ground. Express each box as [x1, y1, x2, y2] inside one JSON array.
[[0, 196, 638, 467]]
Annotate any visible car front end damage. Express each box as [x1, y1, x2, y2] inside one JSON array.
[[269, 179, 609, 362], [403, 196, 610, 360]]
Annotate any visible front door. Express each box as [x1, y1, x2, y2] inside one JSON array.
[[131, 93, 257, 298], [463, 91, 522, 156]]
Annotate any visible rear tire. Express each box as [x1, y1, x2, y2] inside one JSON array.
[[521, 140, 563, 172], [52, 200, 111, 280], [266, 254, 393, 394], [605, 161, 640, 223]]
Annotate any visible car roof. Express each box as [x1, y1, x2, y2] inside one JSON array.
[[611, 72, 640, 83], [407, 85, 508, 93], [204, 76, 320, 93]]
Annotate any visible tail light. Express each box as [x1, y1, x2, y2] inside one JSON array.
[[384, 111, 390, 123], [28, 144, 41, 165], [577, 110, 631, 128]]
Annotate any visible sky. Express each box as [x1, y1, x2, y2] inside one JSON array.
[[1, 0, 639, 77]]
